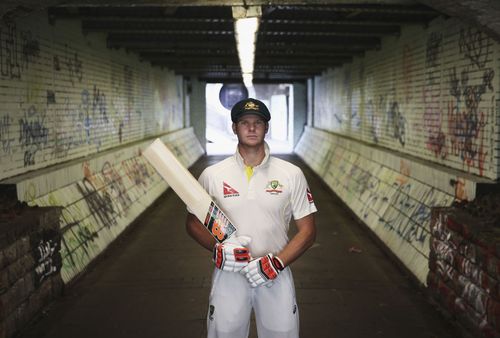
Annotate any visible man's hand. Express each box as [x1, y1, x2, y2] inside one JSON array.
[[241, 253, 285, 287], [213, 236, 251, 272]]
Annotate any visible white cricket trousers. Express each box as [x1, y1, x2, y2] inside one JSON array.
[[207, 267, 299, 338]]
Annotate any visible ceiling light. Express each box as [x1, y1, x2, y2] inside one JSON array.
[[233, 6, 261, 89]]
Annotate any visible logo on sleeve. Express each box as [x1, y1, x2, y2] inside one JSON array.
[[223, 182, 239, 198], [265, 180, 283, 194], [306, 188, 314, 203]]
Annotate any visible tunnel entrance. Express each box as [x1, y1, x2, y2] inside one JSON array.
[[206, 83, 294, 155]]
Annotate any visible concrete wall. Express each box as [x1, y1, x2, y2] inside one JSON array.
[[0, 10, 204, 284], [190, 78, 207, 152], [293, 82, 307, 146], [296, 16, 499, 285]]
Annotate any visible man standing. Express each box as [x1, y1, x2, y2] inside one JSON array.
[[186, 98, 317, 338]]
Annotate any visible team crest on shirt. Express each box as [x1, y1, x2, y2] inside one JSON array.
[[223, 182, 239, 198], [265, 180, 283, 194]]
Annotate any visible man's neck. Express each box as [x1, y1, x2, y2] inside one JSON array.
[[238, 143, 266, 167]]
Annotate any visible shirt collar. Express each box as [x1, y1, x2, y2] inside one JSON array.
[[234, 142, 270, 170]]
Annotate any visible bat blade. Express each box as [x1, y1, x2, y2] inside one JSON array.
[[142, 138, 236, 242]]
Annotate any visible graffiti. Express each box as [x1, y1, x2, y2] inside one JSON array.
[[378, 182, 431, 246], [19, 105, 49, 167], [0, 23, 40, 79], [80, 89, 92, 144], [393, 183, 415, 215], [448, 66, 465, 101], [426, 32, 443, 68], [448, 104, 486, 168], [20, 30, 40, 69], [350, 106, 361, 131], [428, 131, 447, 159], [52, 95, 97, 161], [122, 156, 153, 192], [458, 275, 488, 315], [464, 77, 486, 114], [31, 229, 61, 287], [92, 85, 107, 121], [459, 28, 490, 69], [0, 114, 14, 155], [76, 178, 116, 228], [423, 82, 447, 159], [359, 175, 381, 219], [386, 102, 406, 146], [432, 239, 455, 266], [101, 161, 132, 214], [482, 69, 494, 91], [63, 45, 83, 86], [60, 221, 98, 271], [447, 65, 493, 174], [33, 239, 58, 284], [82, 161, 105, 190], [78, 87, 115, 150], [365, 99, 380, 143], [0, 23, 20, 79]]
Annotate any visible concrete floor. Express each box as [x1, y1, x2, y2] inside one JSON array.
[[19, 155, 460, 338]]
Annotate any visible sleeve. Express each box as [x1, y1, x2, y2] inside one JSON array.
[[290, 168, 317, 220]]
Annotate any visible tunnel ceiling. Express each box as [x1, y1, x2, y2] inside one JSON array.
[[2, 0, 498, 83]]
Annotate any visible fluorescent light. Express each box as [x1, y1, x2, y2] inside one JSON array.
[[234, 10, 260, 89], [242, 73, 253, 88]]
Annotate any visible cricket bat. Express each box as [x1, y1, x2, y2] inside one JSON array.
[[142, 138, 236, 243]]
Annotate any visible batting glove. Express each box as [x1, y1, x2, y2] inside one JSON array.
[[213, 236, 251, 272], [241, 253, 285, 288]]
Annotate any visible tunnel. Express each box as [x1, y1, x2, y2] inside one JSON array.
[[0, 1, 499, 337]]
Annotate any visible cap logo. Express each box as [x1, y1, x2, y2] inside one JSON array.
[[244, 101, 259, 111]]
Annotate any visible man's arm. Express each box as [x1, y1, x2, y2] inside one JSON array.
[[241, 213, 316, 287], [277, 213, 316, 266], [186, 213, 216, 251]]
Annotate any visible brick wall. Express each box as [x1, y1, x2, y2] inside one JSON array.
[[0, 187, 63, 338], [429, 203, 500, 337]]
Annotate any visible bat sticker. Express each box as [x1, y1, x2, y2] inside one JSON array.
[[204, 201, 236, 242]]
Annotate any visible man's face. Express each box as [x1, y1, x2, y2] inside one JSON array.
[[232, 114, 268, 147]]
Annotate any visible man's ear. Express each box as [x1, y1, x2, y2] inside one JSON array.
[[232, 122, 237, 134], [265, 122, 269, 134]]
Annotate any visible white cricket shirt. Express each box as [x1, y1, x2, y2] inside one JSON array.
[[197, 144, 317, 257]]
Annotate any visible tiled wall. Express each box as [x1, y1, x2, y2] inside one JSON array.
[[0, 11, 185, 181], [0, 11, 204, 284], [313, 17, 499, 179], [296, 16, 499, 285]]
